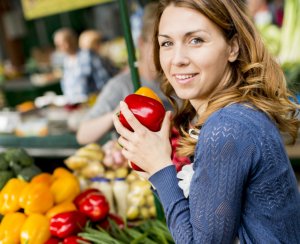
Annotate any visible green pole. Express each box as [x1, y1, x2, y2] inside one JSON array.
[[118, 0, 141, 91]]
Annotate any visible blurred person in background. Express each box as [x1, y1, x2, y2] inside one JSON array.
[[78, 30, 119, 93], [246, 0, 282, 56], [76, 2, 172, 144], [53, 28, 110, 104], [269, 0, 284, 27], [247, 0, 273, 26], [247, 0, 283, 27]]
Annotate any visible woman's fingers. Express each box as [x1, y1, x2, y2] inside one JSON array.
[[161, 111, 172, 138], [112, 110, 132, 139], [119, 101, 145, 132], [118, 136, 130, 150]]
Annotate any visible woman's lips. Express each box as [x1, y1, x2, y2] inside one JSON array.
[[173, 73, 197, 84]]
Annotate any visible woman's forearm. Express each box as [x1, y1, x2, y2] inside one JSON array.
[[76, 112, 114, 144]]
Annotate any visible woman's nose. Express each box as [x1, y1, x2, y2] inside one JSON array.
[[171, 46, 190, 66]]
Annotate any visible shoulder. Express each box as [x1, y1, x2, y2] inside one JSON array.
[[90, 72, 133, 111], [96, 72, 130, 93], [203, 103, 275, 137], [106, 72, 132, 87], [196, 103, 274, 159]]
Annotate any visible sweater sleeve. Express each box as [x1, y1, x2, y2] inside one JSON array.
[[150, 112, 258, 243]]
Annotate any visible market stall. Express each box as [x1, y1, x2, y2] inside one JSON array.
[[1, 0, 300, 243], [0, 1, 175, 243]]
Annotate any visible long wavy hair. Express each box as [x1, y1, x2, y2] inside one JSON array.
[[152, 0, 300, 156]]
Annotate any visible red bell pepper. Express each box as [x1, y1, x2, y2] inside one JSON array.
[[50, 211, 87, 239], [44, 237, 62, 244], [170, 128, 191, 172], [77, 191, 109, 222], [63, 236, 90, 244], [119, 94, 165, 132], [119, 92, 166, 171], [73, 188, 100, 207]]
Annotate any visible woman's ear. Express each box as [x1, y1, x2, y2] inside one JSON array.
[[228, 35, 239, 62]]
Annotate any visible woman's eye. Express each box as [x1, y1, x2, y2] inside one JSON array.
[[190, 38, 203, 45], [160, 41, 172, 47]]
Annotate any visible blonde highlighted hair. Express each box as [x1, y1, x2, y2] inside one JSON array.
[[153, 0, 300, 156]]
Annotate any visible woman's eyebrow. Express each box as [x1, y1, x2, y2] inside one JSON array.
[[158, 29, 207, 38]]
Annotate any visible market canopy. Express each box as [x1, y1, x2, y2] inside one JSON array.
[[21, 0, 113, 20]]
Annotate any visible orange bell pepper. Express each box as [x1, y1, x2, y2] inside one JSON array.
[[31, 173, 53, 186], [19, 182, 54, 214], [0, 212, 27, 244], [20, 213, 51, 244], [135, 86, 163, 104], [52, 167, 74, 179], [0, 178, 28, 214], [46, 201, 77, 219]]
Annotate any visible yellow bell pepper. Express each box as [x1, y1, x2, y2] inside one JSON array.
[[0, 178, 28, 215], [19, 182, 54, 214], [20, 213, 51, 244], [50, 171, 80, 204], [46, 201, 77, 219], [0, 212, 27, 244]]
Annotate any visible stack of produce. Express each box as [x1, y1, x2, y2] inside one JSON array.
[[0, 165, 125, 243], [252, 0, 300, 94], [80, 219, 174, 244], [46, 187, 115, 244], [126, 172, 156, 220], [64, 143, 106, 180], [64, 142, 129, 188], [64, 143, 157, 222], [279, 0, 300, 65], [0, 167, 81, 243], [64, 87, 191, 223], [278, 0, 300, 93], [0, 148, 42, 190]]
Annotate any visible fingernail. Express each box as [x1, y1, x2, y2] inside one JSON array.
[[120, 101, 126, 109]]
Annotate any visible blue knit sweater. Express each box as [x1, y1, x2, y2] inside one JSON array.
[[150, 103, 300, 243]]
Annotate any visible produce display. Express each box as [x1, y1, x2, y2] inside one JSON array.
[[64, 142, 157, 222], [0, 88, 189, 243], [278, 0, 300, 65], [63, 87, 190, 223], [0, 159, 173, 243], [0, 165, 129, 243], [80, 219, 175, 244]]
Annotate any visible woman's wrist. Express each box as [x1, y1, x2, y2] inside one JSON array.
[[149, 161, 173, 176]]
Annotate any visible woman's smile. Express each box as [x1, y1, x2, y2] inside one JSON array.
[[173, 73, 198, 85]]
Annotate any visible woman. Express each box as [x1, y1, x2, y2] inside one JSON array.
[[113, 0, 300, 243]]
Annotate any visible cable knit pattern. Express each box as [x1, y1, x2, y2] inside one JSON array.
[[150, 103, 300, 244]]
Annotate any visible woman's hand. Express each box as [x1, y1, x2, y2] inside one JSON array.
[[113, 101, 173, 175]]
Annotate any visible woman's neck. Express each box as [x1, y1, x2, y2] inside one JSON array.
[[190, 100, 208, 118]]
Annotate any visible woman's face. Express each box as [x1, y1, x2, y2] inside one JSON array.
[[158, 5, 237, 109]]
